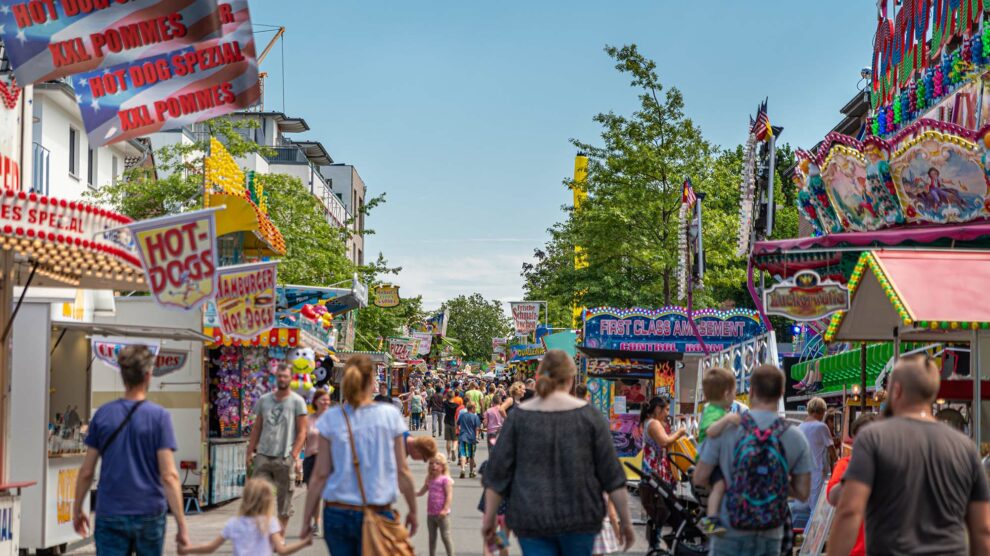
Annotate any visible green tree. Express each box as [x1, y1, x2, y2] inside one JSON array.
[[440, 294, 512, 361], [86, 118, 355, 287], [354, 290, 429, 352], [523, 45, 800, 317]]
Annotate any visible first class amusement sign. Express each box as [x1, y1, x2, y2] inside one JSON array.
[[583, 307, 765, 353]]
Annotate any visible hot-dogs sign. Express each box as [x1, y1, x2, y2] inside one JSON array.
[[214, 261, 277, 341], [127, 207, 218, 312]]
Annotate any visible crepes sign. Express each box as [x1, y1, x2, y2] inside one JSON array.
[[92, 338, 188, 377]]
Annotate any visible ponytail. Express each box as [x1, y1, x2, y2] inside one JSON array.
[[640, 396, 668, 426], [341, 355, 375, 407], [535, 350, 577, 398]]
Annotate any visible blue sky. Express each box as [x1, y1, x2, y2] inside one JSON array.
[[250, 1, 877, 309]]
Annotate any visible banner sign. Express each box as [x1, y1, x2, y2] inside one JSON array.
[[74, 0, 260, 147], [214, 261, 277, 341], [0, 0, 223, 86], [152, 349, 188, 377], [587, 358, 655, 378], [0, 76, 22, 193], [388, 337, 418, 361], [373, 285, 400, 308], [93, 337, 160, 369], [509, 343, 545, 362], [411, 331, 433, 356], [492, 338, 507, 354], [583, 307, 764, 353], [93, 338, 188, 378], [510, 302, 541, 335], [763, 270, 849, 321], [417, 311, 448, 336], [128, 208, 218, 311]]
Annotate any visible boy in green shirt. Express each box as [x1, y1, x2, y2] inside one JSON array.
[[698, 367, 742, 535]]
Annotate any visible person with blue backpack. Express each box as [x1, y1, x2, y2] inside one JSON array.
[[693, 364, 813, 556]]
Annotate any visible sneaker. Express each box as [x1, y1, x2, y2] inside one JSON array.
[[470, 472, 477, 479], [460, 471, 466, 479], [311, 523, 320, 538], [699, 516, 726, 536]]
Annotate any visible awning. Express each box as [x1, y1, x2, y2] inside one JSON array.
[[205, 326, 327, 351], [753, 222, 990, 257], [208, 192, 286, 257], [0, 191, 146, 289], [279, 283, 367, 317], [826, 250, 990, 342], [56, 321, 211, 342]]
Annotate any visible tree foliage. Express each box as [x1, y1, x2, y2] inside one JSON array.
[[353, 291, 429, 352], [523, 44, 801, 325], [440, 294, 512, 362]]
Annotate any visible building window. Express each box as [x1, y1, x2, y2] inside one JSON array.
[[68, 127, 79, 177], [87, 147, 96, 187]]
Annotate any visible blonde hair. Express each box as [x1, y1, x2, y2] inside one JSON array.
[[429, 453, 450, 477], [342, 354, 375, 407], [509, 382, 525, 399], [807, 397, 827, 416], [702, 367, 735, 401], [535, 350, 576, 398], [239, 478, 275, 534]]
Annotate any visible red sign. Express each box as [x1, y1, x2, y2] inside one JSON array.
[[214, 261, 278, 341]]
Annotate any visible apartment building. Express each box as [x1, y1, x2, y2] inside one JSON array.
[[32, 79, 148, 199], [323, 163, 366, 266]]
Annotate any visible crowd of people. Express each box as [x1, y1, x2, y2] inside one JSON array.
[[67, 344, 990, 556]]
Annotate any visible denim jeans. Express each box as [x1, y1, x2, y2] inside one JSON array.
[[411, 412, 422, 430], [709, 534, 782, 556], [432, 412, 443, 435], [323, 506, 396, 556], [94, 513, 166, 555], [516, 532, 596, 556], [789, 499, 811, 530]]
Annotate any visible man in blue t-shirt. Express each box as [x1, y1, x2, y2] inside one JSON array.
[[457, 401, 482, 479], [73, 345, 188, 554]]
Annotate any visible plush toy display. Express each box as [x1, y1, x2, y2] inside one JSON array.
[[287, 347, 316, 401], [314, 356, 335, 393]]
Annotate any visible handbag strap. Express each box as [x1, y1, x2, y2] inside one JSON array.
[[101, 399, 145, 454], [340, 405, 369, 507]]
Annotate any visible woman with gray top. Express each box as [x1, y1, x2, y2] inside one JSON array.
[[481, 350, 635, 555]]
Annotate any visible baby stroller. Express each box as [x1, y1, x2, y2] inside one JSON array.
[[626, 451, 709, 556]]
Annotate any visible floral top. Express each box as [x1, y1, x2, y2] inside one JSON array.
[[641, 418, 673, 484]]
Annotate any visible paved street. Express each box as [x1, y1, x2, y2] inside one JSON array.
[[68, 428, 651, 555]]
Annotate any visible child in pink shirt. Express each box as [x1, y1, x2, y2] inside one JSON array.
[[417, 453, 455, 556]]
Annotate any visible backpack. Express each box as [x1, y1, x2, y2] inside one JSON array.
[[725, 412, 790, 530]]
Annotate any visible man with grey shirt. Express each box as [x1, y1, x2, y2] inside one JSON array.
[[694, 364, 812, 556], [826, 355, 990, 556], [246, 362, 308, 531]]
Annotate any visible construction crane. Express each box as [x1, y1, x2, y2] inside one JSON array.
[[257, 26, 285, 110]]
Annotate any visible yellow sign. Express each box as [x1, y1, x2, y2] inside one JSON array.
[[215, 261, 278, 341], [57, 468, 79, 524], [374, 285, 400, 308], [205, 137, 246, 198]]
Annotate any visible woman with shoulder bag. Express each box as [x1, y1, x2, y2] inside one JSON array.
[[300, 355, 419, 556]]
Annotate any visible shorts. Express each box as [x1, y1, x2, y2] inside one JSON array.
[[252, 454, 295, 518], [711, 466, 724, 486], [444, 423, 456, 441], [459, 441, 477, 459], [302, 454, 317, 485]]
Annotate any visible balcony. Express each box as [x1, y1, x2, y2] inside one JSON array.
[[31, 142, 49, 195], [263, 146, 309, 165]]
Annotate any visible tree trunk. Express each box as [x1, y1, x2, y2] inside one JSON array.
[[662, 269, 671, 306]]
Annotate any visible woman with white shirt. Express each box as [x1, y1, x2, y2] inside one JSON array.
[[300, 355, 419, 554]]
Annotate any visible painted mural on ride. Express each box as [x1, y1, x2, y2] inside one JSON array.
[[794, 1, 990, 236]]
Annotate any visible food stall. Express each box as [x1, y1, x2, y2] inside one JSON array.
[[201, 282, 366, 505], [507, 343, 545, 381], [825, 250, 990, 451], [580, 307, 765, 477], [335, 351, 393, 397]]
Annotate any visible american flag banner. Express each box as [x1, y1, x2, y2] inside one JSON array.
[[0, 0, 222, 85], [751, 98, 773, 142], [682, 178, 697, 208], [74, 0, 260, 147]]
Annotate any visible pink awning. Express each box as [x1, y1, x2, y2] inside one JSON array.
[[752, 221, 990, 256], [872, 250, 990, 324]]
